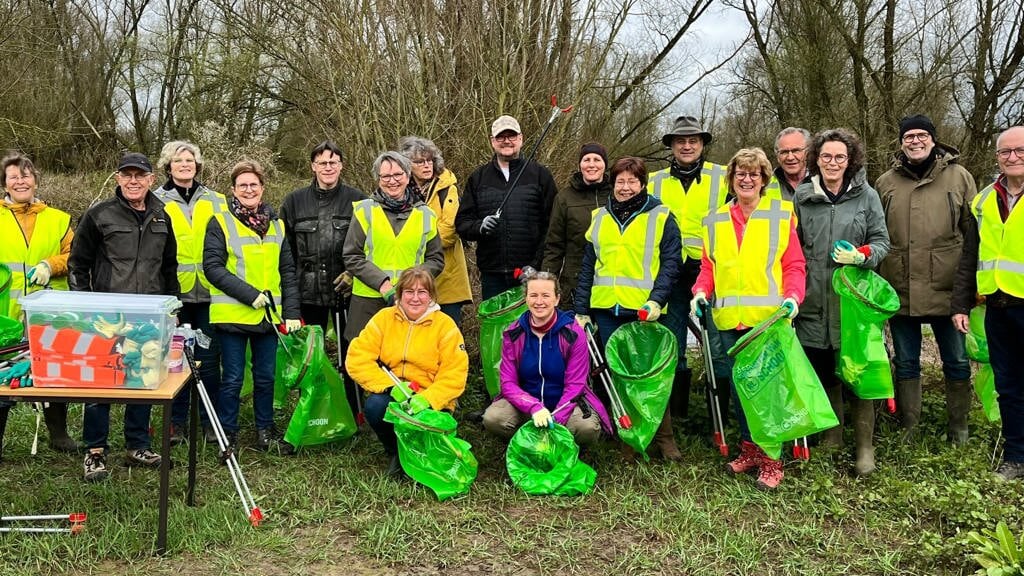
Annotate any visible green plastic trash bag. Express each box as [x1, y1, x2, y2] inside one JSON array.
[[832, 267, 900, 399], [605, 322, 677, 461], [728, 314, 839, 460], [384, 404, 477, 500], [506, 423, 596, 496], [478, 286, 526, 398], [241, 325, 315, 406], [0, 263, 11, 319], [966, 306, 1000, 422], [0, 315, 23, 348], [282, 326, 357, 447]]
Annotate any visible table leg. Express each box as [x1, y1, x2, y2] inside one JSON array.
[[156, 400, 172, 555], [187, 373, 198, 506]]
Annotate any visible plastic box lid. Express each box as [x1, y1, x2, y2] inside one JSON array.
[[20, 291, 182, 314]]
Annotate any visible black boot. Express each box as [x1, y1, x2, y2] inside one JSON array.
[[0, 404, 10, 463], [43, 403, 79, 452]]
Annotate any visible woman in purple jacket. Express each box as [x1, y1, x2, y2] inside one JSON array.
[[482, 270, 611, 445]]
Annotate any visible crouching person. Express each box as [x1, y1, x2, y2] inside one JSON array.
[[483, 271, 611, 445], [346, 267, 468, 477]]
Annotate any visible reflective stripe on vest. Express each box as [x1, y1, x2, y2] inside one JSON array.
[[0, 206, 70, 319], [973, 185, 1024, 297], [586, 204, 671, 310], [208, 213, 285, 325], [156, 187, 228, 296], [351, 200, 437, 298], [704, 197, 793, 329], [647, 162, 728, 260]]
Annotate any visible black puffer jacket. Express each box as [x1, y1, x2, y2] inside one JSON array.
[[280, 179, 366, 307], [68, 188, 179, 295], [455, 156, 557, 275]]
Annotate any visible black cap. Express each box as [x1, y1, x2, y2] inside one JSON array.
[[898, 114, 937, 139], [579, 142, 608, 164], [117, 152, 153, 173]]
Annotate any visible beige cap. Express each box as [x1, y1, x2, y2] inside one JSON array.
[[491, 115, 522, 138]]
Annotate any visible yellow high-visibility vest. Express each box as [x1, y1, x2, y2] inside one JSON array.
[[350, 200, 438, 298], [208, 213, 285, 325], [154, 186, 228, 297], [647, 161, 729, 261], [703, 197, 794, 329], [973, 184, 1024, 298], [586, 204, 671, 310], [0, 206, 70, 319]]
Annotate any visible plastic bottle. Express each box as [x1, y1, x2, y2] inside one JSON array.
[[168, 326, 185, 373]]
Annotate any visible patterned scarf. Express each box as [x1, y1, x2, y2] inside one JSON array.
[[373, 186, 417, 213], [610, 191, 649, 224], [231, 196, 271, 237]]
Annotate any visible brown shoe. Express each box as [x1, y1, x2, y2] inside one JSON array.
[[653, 409, 682, 462]]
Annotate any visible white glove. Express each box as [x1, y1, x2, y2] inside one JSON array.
[[831, 240, 867, 265], [575, 314, 593, 332], [251, 293, 271, 308], [690, 292, 708, 318], [532, 408, 553, 428], [480, 214, 500, 235], [284, 319, 302, 333], [781, 297, 799, 319], [639, 301, 661, 322], [28, 261, 51, 286]]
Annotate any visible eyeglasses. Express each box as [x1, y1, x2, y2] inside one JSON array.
[[734, 171, 762, 181], [493, 134, 519, 143], [117, 172, 150, 181], [379, 173, 406, 182], [411, 158, 432, 166], [902, 132, 931, 144], [234, 183, 262, 190], [996, 147, 1024, 160], [818, 153, 848, 164], [776, 147, 805, 157], [614, 178, 641, 187], [314, 160, 340, 168]]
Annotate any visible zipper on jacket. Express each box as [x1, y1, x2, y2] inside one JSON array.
[[947, 192, 957, 234], [536, 331, 546, 412]]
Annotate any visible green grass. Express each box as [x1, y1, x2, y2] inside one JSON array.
[[0, 360, 1019, 576]]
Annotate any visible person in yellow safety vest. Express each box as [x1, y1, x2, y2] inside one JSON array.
[[574, 156, 683, 461], [342, 151, 444, 342], [764, 127, 811, 201], [953, 125, 1024, 482], [646, 115, 731, 427], [204, 160, 301, 453], [691, 148, 806, 490], [0, 153, 78, 458], [152, 140, 227, 447]]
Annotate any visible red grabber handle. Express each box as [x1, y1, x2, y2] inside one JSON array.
[[618, 414, 633, 430], [249, 507, 264, 527], [409, 381, 422, 393], [715, 432, 729, 456], [551, 94, 574, 114], [637, 308, 649, 321], [276, 319, 305, 334], [886, 397, 897, 414], [68, 512, 87, 524]]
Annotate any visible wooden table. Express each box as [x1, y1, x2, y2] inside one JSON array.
[[0, 368, 199, 555]]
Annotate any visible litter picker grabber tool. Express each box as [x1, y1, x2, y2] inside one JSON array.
[[583, 325, 631, 430], [379, 365, 464, 459], [697, 301, 729, 457], [0, 512, 86, 535], [182, 333, 263, 527], [335, 305, 363, 425], [792, 436, 810, 460], [495, 95, 574, 218]]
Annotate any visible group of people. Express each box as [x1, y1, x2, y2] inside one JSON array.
[[0, 110, 1022, 492]]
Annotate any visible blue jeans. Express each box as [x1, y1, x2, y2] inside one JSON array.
[[83, 403, 152, 451], [889, 315, 970, 381], [480, 272, 520, 301], [217, 330, 276, 433], [717, 329, 750, 441], [364, 392, 397, 454], [987, 305, 1024, 463], [440, 302, 466, 331], [171, 303, 221, 427]]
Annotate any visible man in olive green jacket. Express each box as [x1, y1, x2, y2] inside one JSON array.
[[875, 114, 977, 444]]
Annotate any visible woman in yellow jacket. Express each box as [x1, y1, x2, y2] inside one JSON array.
[[346, 266, 468, 477], [398, 136, 472, 328], [0, 153, 78, 456]]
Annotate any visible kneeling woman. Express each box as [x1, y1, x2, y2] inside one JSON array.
[[483, 271, 611, 445], [346, 267, 468, 475]]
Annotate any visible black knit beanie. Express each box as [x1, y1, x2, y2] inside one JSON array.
[[579, 142, 608, 164], [899, 114, 937, 139]]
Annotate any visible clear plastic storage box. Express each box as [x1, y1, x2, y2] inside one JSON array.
[[19, 291, 182, 389]]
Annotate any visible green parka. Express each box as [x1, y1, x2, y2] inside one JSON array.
[[541, 171, 612, 304], [792, 168, 890, 350], [874, 146, 977, 317]]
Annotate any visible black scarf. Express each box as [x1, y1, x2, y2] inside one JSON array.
[[166, 179, 200, 204], [230, 197, 271, 237], [373, 186, 417, 213], [901, 148, 938, 180], [670, 158, 703, 190], [610, 192, 649, 224]]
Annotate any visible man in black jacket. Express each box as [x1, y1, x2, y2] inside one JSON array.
[[456, 115, 558, 300], [280, 141, 366, 418], [68, 152, 179, 481]]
